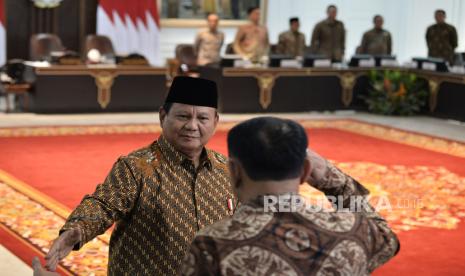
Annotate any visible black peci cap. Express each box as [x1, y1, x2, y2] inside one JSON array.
[[165, 76, 218, 108]]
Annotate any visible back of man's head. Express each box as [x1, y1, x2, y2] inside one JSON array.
[[227, 117, 308, 181]]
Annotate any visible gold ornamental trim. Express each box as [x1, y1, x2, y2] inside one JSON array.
[[92, 72, 115, 109], [257, 73, 276, 109], [35, 65, 167, 76], [340, 72, 357, 107], [428, 79, 440, 112]]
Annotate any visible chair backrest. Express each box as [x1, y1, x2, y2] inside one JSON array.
[[175, 44, 197, 67], [85, 35, 115, 56], [29, 33, 64, 61], [453, 52, 464, 66]]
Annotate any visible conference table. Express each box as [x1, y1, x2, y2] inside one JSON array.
[[25, 64, 465, 122], [199, 66, 465, 121], [30, 65, 168, 113]]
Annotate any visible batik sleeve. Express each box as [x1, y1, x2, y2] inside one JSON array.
[[60, 157, 142, 249], [310, 161, 400, 271]]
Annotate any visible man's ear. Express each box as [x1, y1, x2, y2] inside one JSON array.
[[213, 111, 219, 127], [159, 107, 167, 126], [300, 158, 311, 185], [228, 158, 242, 188]]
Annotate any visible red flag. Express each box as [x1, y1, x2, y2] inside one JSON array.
[[96, 0, 161, 65]]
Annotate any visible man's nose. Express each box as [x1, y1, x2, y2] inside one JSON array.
[[184, 118, 200, 131]]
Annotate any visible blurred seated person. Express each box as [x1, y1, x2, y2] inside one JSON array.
[[277, 17, 306, 57], [233, 7, 269, 62], [194, 13, 225, 66], [359, 15, 392, 55]]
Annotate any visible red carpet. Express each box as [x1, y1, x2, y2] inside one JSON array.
[[1, 120, 465, 275]]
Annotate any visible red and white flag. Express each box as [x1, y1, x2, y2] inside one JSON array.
[[97, 0, 162, 65], [0, 0, 6, 66]]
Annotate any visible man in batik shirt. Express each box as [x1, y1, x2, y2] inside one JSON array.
[[233, 6, 269, 62], [310, 5, 346, 62], [277, 17, 306, 57], [41, 76, 236, 275], [195, 13, 225, 66], [181, 117, 400, 275], [359, 15, 392, 55], [426, 9, 458, 64]]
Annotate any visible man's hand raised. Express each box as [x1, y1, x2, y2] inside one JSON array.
[[306, 149, 329, 185]]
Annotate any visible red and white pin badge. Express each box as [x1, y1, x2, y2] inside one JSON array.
[[227, 198, 234, 214]]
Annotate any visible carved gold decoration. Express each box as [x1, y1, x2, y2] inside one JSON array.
[[256, 74, 276, 109], [340, 72, 357, 107], [93, 72, 115, 109], [428, 79, 440, 112]]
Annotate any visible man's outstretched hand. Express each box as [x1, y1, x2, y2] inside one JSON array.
[[32, 257, 59, 276], [45, 228, 81, 271]]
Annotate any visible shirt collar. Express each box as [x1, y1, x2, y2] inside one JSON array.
[[245, 192, 299, 208], [156, 135, 213, 170]]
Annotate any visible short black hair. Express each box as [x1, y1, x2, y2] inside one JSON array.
[[227, 117, 308, 181], [327, 4, 337, 11], [247, 6, 259, 15], [435, 9, 446, 16], [206, 12, 217, 19], [373, 14, 383, 23], [290, 17, 299, 24]]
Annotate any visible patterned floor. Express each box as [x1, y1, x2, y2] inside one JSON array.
[[1, 119, 465, 275]]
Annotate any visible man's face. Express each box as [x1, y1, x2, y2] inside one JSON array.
[[249, 9, 260, 24], [374, 17, 383, 29], [290, 21, 300, 32], [327, 7, 337, 20], [207, 14, 219, 31], [160, 103, 218, 155], [435, 12, 445, 23]]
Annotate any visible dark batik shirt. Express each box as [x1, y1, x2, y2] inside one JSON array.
[[181, 163, 400, 275], [360, 28, 392, 55], [426, 22, 458, 64], [61, 136, 236, 275], [277, 30, 306, 57], [310, 19, 346, 62]]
